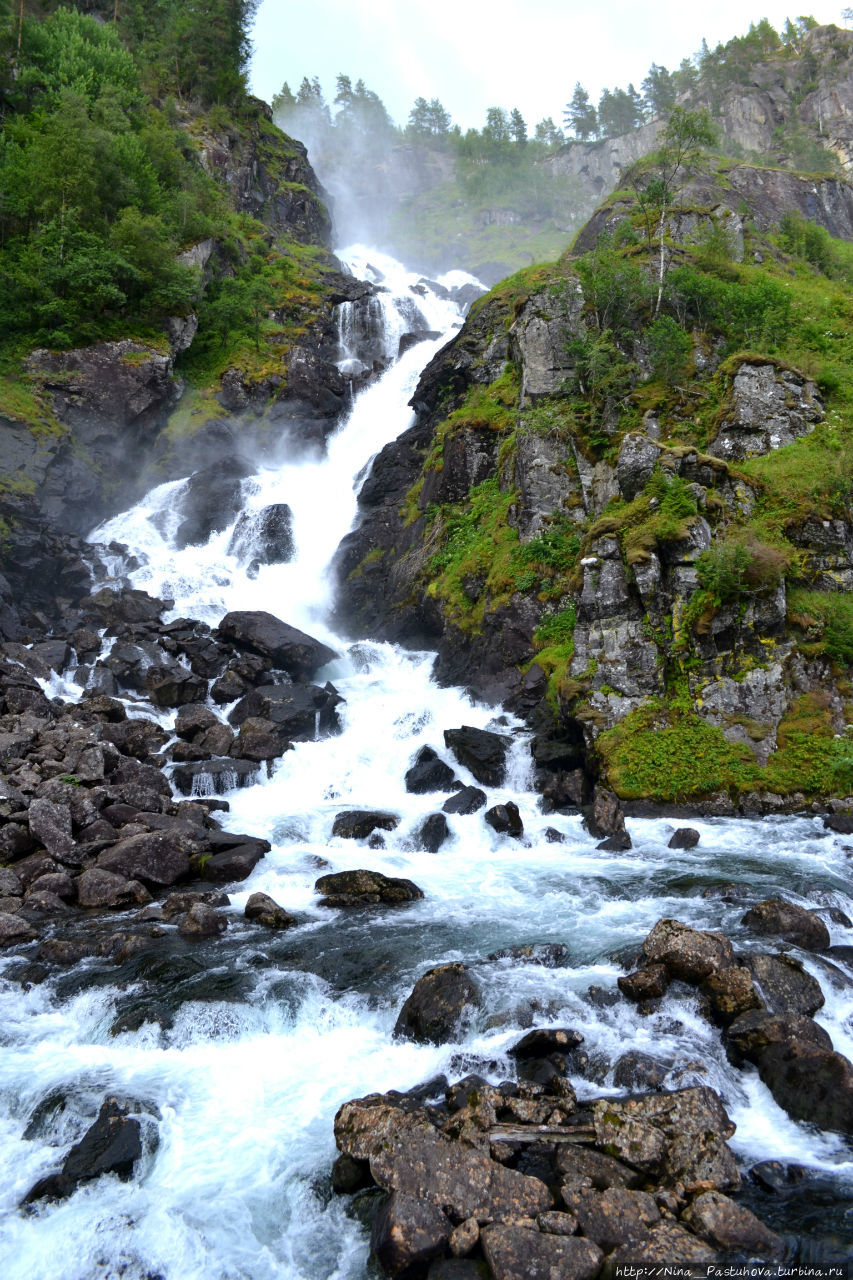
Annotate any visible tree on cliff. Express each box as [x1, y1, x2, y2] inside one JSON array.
[[564, 82, 598, 140]]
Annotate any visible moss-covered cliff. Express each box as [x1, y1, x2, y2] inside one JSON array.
[[335, 159, 853, 811]]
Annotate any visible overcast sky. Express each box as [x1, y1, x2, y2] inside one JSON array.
[[250, 1, 844, 131]]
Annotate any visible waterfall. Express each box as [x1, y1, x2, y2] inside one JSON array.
[[0, 247, 852, 1280]]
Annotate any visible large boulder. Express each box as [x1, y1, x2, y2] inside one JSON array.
[[744, 952, 824, 1016], [331, 810, 399, 840], [228, 682, 343, 739], [315, 869, 422, 907], [97, 831, 198, 886], [681, 1191, 783, 1259], [77, 869, 151, 909], [394, 963, 481, 1044], [245, 891, 296, 929], [442, 786, 487, 815], [443, 726, 510, 786], [24, 1098, 144, 1202], [405, 746, 457, 794], [371, 1192, 451, 1277], [416, 813, 451, 852], [481, 1226, 602, 1280], [174, 461, 252, 549], [641, 919, 736, 982], [741, 898, 830, 951], [217, 611, 337, 680]]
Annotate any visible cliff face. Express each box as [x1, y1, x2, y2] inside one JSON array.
[[335, 164, 853, 811]]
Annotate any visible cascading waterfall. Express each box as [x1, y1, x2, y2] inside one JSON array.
[[1, 246, 852, 1279]]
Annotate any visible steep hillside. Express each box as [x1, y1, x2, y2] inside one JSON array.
[[0, 4, 373, 637], [335, 155, 853, 812]]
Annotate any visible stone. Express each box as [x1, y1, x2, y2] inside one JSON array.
[[489, 943, 571, 968], [583, 787, 628, 841], [641, 919, 735, 982], [509, 1029, 584, 1059], [612, 1051, 667, 1090], [668, 827, 700, 849], [416, 813, 451, 852], [330, 1153, 372, 1194], [481, 1225, 602, 1280], [681, 1190, 784, 1259], [0, 911, 37, 946], [369, 1124, 552, 1223], [203, 844, 269, 883], [24, 1097, 143, 1202], [173, 462, 252, 548], [537, 1211, 578, 1236], [562, 1186, 660, 1250], [331, 810, 400, 840], [556, 1146, 641, 1191], [97, 832, 195, 886], [178, 903, 227, 938], [702, 967, 762, 1024], [394, 963, 481, 1044], [315, 869, 423, 908], [745, 952, 824, 1016], [229, 682, 343, 740], [245, 891, 296, 929], [484, 802, 524, 838], [144, 663, 207, 708], [592, 1087, 740, 1191], [449, 1217, 480, 1257], [442, 786, 487, 815], [725, 1010, 833, 1063], [618, 964, 670, 1002], [171, 757, 260, 795], [233, 716, 290, 762], [607, 1219, 717, 1268], [174, 703, 220, 740], [371, 1192, 451, 1277], [405, 746, 457, 794], [217, 611, 337, 680], [741, 898, 830, 951], [27, 797, 74, 860], [443, 726, 510, 786], [0, 868, 23, 897], [77, 869, 151, 909]]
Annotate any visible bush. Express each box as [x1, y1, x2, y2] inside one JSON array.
[[696, 534, 787, 603], [645, 315, 691, 385]]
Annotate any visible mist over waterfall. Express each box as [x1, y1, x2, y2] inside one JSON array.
[[0, 245, 852, 1279]]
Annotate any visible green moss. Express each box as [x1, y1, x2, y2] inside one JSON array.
[[788, 590, 853, 666]]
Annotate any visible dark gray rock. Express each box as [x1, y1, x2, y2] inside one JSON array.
[[227, 503, 294, 566], [171, 757, 260, 796], [174, 462, 252, 549], [405, 746, 457, 794], [509, 1028, 583, 1059], [245, 891, 296, 929], [394, 963, 481, 1044], [77, 869, 151, 909], [741, 898, 831, 951], [681, 1190, 783, 1259], [484, 802, 524, 838], [316, 869, 422, 908], [217, 610, 337, 680], [97, 832, 197, 886], [443, 726, 510, 786], [0, 911, 37, 946], [442, 786, 487, 815], [416, 813, 451, 853], [24, 1097, 143, 1202], [481, 1225, 602, 1280], [642, 919, 736, 982], [668, 827, 700, 850], [178, 903, 227, 938], [229, 682, 342, 739], [331, 810, 399, 840], [27, 798, 74, 861], [745, 952, 825, 1016]]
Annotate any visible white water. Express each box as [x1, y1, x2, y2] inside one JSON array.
[[2, 247, 853, 1279]]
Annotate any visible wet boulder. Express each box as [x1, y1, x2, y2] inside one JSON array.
[[217, 611, 337, 680], [618, 963, 670, 1002], [227, 503, 294, 566], [416, 813, 450, 853], [744, 952, 824, 1016], [245, 891, 296, 929], [702, 966, 762, 1024], [394, 963, 481, 1045], [178, 903, 227, 938], [741, 898, 830, 951], [331, 810, 399, 840], [24, 1097, 144, 1202], [315, 869, 422, 908], [232, 716, 290, 762], [79, 587, 167, 627], [174, 704, 220, 740], [404, 746, 457, 794], [442, 786, 487, 815], [509, 1028, 584, 1059], [725, 1011, 833, 1064], [607, 1220, 718, 1268], [202, 837, 270, 883], [229, 682, 342, 740], [668, 827, 700, 849], [144, 662, 207, 708], [641, 919, 735, 982], [27, 798, 74, 861], [484, 802, 524, 838], [583, 786, 629, 842], [171, 757, 260, 796], [371, 1191, 451, 1277], [758, 1037, 853, 1136], [443, 726, 510, 786], [557, 1146, 641, 1191], [612, 1051, 668, 1090]]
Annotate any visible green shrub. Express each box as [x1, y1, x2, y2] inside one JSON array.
[[696, 534, 787, 603], [645, 315, 691, 385]]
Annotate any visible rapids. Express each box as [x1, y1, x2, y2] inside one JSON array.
[[0, 248, 852, 1278]]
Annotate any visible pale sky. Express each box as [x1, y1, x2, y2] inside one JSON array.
[[250, 0, 845, 131]]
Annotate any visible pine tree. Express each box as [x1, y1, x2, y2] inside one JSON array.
[[564, 82, 597, 140], [509, 107, 527, 144]]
